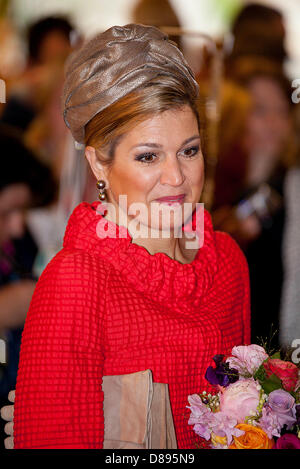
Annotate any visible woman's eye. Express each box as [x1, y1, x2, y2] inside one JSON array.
[[135, 152, 157, 163], [181, 146, 199, 158]]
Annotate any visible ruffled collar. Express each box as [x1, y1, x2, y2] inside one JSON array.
[[63, 201, 218, 305]]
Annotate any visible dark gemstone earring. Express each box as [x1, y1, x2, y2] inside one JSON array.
[[96, 179, 106, 201]]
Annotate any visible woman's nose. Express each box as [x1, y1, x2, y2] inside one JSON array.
[[159, 155, 185, 187]]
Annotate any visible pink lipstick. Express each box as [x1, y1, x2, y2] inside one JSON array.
[[154, 194, 186, 205]]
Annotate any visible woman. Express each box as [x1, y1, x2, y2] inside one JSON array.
[[213, 61, 295, 347], [12, 24, 250, 449], [0, 125, 56, 444]]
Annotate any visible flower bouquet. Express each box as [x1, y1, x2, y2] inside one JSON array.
[[187, 345, 300, 449]]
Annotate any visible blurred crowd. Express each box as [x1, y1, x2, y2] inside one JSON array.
[[0, 0, 300, 444]]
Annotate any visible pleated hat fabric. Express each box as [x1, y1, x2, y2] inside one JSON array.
[[61, 23, 199, 144]]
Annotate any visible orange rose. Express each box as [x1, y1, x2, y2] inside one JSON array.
[[229, 424, 274, 449], [263, 359, 299, 392]]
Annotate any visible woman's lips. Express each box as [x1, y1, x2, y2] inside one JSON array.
[[154, 194, 186, 205]]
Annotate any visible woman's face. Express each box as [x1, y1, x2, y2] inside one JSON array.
[[243, 76, 291, 157], [87, 104, 204, 234], [38, 31, 72, 65], [0, 183, 31, 247]]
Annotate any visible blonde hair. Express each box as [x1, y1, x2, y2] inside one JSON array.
[[85, 75, 200, 167]]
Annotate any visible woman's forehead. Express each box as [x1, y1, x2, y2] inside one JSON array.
[[116, 106, 199, 146]]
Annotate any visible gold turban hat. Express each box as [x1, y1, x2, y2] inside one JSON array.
[[62, 23, 199, 144]]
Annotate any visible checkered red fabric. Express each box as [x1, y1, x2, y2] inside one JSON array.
[[14, 201, 250, 448]]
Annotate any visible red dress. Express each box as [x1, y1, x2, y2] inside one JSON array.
[[14, 201, 250, 449]]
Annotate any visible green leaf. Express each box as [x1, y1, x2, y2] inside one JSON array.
[[270, 352, 281, 360], [253, 363, 266, 382], [261, 373, 282, 394]]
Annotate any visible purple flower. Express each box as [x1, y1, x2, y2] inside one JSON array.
[[187, 394, 214, 440], [210, 411, 244, 446], [259, 405, 281, 439], [193, 422, 213, 441], [187, 394, 211, 424], [187, 394, 244, 446], [274, 434, 300, 449], [267, 389, 297, 430], [205, 355, 239, 387]]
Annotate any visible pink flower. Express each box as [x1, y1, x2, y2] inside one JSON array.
[[219, 378, 261, 423], [274, 434, 300, 449], [226, 345, 268, 377]]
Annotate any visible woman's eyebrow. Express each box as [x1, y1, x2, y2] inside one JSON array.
[[181, 135, 200, 146], [130, 135, 200, 150], [131, 142, 162, 150]]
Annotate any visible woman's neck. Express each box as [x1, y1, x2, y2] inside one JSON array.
[[129, 231, 198, 264], [103, 203, 198, 264]]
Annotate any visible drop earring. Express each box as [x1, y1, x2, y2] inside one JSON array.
[[96, 179, 106, 201]]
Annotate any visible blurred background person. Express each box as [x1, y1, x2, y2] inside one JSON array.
[[0, 0, 25, 83], [213, 60, 297, 348], [132, 0, 182, 49], [210, 2, 299, 348], [226, 2, 287, 76], [1, 16, 75, 134], [0, 16, 78, 173], [0, 125, 56, 444], [0, 14, 87, 277]]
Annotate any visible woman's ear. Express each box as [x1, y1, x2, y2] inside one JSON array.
[[84, 146, 107, 181]]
